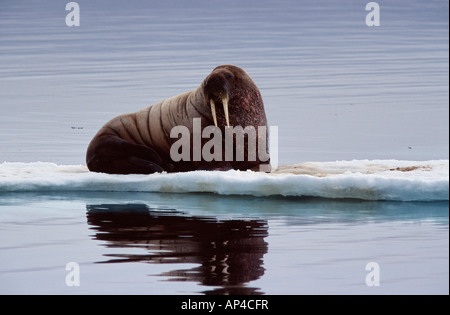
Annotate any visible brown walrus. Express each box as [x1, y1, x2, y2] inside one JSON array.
[[86, 65, 270, 174]]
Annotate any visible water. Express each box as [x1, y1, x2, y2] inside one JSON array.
[[0, 0, 448, 294], [1, 192, 448, 295]]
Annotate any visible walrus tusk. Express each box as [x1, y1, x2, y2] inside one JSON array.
[[222, 96, 230, 127], [210, 98, 230, 127], [210, 99, 218, 127]]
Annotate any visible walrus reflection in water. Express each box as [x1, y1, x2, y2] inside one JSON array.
[[86, 65, 270, 174], [86, 204, 268, 294]]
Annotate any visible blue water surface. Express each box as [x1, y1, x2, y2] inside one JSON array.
[[0, 192, 448, 294]]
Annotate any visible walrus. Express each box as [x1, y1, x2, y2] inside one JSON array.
[[86, 65, 270, 174]]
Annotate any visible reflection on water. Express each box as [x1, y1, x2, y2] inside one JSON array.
[[86, 203, 268, 295], [0, 191, 448, 294]]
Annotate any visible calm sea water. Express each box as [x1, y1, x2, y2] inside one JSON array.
[[0, 192, 448, 295], [0, 0, 448, 295]]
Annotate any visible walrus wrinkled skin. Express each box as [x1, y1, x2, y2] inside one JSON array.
[[86, 65, 270, 174]]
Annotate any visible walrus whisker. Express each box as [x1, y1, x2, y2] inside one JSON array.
[[210, 99, 218, 127], [222, 96, 230, 127]]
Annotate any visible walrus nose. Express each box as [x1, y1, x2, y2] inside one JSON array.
[[204, 75, 229, 97]]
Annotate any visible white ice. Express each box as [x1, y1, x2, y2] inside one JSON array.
[[0, 160, 448, 201]]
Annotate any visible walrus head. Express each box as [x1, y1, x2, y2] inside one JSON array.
[[203, 66, 233, 127], [202, 65, 262, 128]]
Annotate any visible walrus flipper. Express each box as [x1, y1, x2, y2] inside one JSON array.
[[107, 156, 165, 174], [87, 136, 173, 174]]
